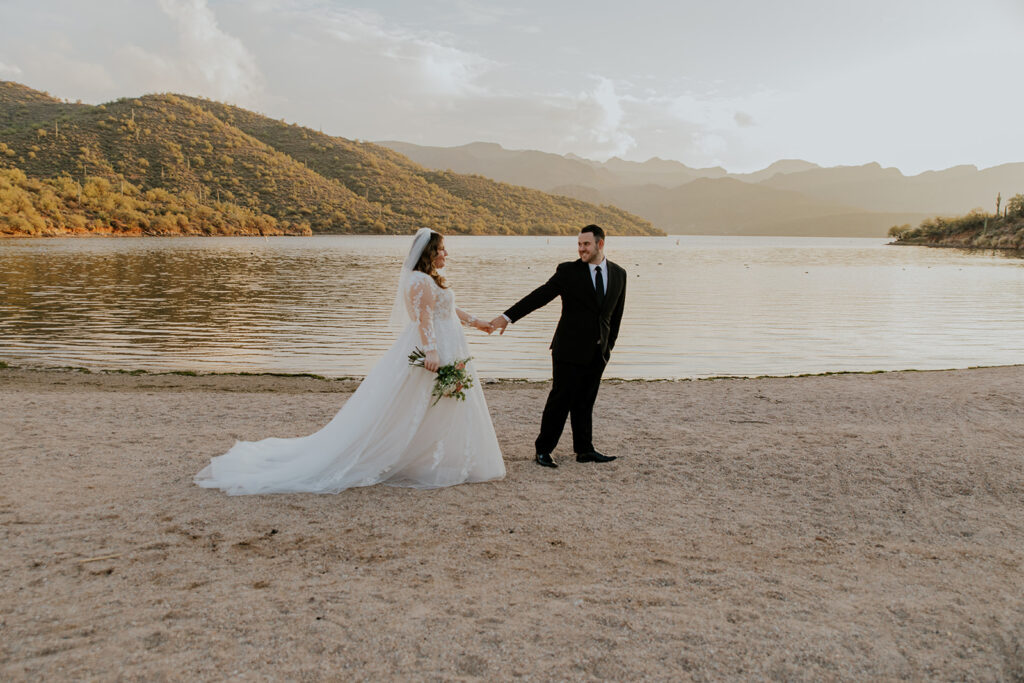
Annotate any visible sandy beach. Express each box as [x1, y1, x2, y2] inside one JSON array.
[[1, 365, 1022, 680]]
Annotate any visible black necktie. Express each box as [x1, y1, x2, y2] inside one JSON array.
[[594, 265, 605, 307]]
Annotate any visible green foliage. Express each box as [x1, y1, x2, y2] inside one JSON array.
[[0, 83, 661, 237], [1006, 193, 1024, 217], [893, 201, 1024, 250], [0, 168, 308, 236]]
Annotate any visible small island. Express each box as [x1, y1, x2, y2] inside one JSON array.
[[889, 193, 1024, 251]]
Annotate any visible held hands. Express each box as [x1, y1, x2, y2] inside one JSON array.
[[489, 316, 509, 335], [463, 314, 495, 334], [472, 318, 495, 334], [460, 313, 505, 335]]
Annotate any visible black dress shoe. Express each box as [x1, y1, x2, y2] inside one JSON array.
[[576, 450, 617, 463], [535, 452, 558, 468]]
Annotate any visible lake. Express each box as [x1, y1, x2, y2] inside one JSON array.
[[1, 235, 1021, 379]]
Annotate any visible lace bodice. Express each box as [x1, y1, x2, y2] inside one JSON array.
[[405, 272, 456, 352]]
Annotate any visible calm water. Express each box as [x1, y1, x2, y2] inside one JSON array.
[[1, 235, 1022, 379]]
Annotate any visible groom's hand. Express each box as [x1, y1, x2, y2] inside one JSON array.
[[489, 316, 508, 335]]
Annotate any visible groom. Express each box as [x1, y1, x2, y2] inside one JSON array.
[[491, 224, 626, 468]]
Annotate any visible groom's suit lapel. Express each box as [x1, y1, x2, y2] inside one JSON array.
[[601, 261, 622, 313]]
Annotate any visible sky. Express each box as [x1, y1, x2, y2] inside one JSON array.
[[1, 0, 1022, 174]]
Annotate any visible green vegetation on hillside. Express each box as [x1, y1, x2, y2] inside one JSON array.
[[0, 82, 660, 237], [889, 194, 1024, 250], [0, 167, 302, 235]]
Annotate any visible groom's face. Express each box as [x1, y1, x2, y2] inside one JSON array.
[[578, 233, 604, 264]]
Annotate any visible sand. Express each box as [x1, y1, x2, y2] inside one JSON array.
[[1, 365, 1023, 680]]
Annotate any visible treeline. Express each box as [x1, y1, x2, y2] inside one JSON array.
[[0, 82, 661, 237], [889, 193, 1024, 250], [0, 168, 306, 236]]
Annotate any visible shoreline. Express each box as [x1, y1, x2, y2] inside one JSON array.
[[890, 239, 1024, 255], [4, 232, 892, 240], [3, 360, 1024, 389], [3, 363, 1023, 678]]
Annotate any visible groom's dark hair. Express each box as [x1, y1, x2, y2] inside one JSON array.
[[581, 224, 605, 241]]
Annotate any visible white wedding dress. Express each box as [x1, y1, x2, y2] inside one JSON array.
[[195, 269, 505, 495]]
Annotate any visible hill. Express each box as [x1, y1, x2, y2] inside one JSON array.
[[552, 177, 928, 237], [0, 82, 660, 237], [729, 159, 821, 184], [379, 141, 621, 191], [376, 140, 1023, 237], [378, 140, 729, 191], [760, 162, 1024, 214], [0, 82, 94, 132], [891, 195, 1024, 251]]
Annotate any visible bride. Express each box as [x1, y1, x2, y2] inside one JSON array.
[[195, 228, 506, 494]]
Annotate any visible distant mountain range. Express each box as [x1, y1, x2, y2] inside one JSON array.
[[0, 82, 659, 237], [4, 78, 1017, 239], [380, 141, 1024, 236]]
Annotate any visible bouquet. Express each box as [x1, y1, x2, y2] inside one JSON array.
[[408, 347, 475, 406]]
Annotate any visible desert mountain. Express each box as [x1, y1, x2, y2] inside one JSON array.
[[761, 162, 1024, 214], [379, 141, 622, 190], [0, 82, 659, 237], [379, 141, 730, 190], [377, 140, 1020, 236], [553, 178, 927, 237], [729, 159, 821, 184]]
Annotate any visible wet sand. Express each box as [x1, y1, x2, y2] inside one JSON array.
[[1, 365, 1023, 679]]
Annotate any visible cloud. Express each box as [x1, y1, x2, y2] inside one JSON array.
[[155, 0, 263, 103], [0, 61, 24, 78], [6, 47, 119, 97], [560, 77, 636, 159], [311, 7, 492, 97], [417, 50, 484, 96], [0, 0, 262, 106], [0, 2, 777, 168], [4, 0, 1018, 174], [668, 91, 756, 131], [446, 0, 521, 27], [692, 132, 728, 159]]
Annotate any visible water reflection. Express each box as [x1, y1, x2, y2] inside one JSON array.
[[1, 236, 1021, 379]]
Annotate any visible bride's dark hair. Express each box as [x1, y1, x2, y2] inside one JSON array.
[[413, 231, 448, 289]]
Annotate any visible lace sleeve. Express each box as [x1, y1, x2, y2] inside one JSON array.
[[407, 274, 437, 351]]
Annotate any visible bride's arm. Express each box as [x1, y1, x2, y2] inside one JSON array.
[[456, 307, 493, 333], [409, 277, 440, 371]]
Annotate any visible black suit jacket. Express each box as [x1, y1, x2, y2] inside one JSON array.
[[504, 259, 626, 365]]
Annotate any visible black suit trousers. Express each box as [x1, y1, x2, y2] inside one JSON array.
[[535, 352, 606, 455]]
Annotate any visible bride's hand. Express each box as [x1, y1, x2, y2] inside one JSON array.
[[474, 319, 494, 334], [424, 350, 440, 372]]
